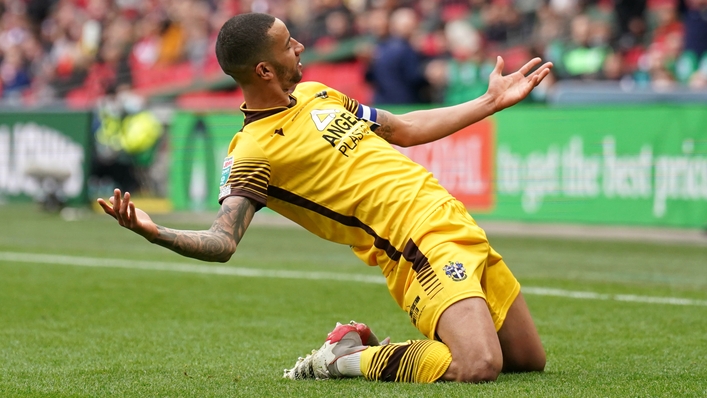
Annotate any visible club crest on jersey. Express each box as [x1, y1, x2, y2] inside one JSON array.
[[444, 261, 467, 281], [220, 156, 233, 186], [311, 109, 339, 131]]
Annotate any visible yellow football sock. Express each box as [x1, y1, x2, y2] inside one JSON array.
[[360, 340, 452, 383]]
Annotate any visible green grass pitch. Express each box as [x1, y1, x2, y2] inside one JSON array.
[[1, 203, 706, 397]]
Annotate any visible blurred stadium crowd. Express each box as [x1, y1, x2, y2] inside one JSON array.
[[1, 0, 707, 108]]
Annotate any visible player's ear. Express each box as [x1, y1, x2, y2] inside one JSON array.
[[255, 62, 272, 80]]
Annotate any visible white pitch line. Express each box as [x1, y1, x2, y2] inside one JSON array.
[[520, 287, 707, 307], [2, 251, 707, 307], [0, 251, 386, 285]]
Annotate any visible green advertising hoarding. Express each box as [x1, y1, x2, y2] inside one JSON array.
[[169, 105, 707, 228], [169, 112, 244, 211], [485, 105, 707, 228], [0, 112, 92, 204]]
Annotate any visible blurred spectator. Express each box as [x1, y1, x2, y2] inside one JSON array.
[[157, 14, 186, 65], [549, 0, 581, 16], [531, 3, 566, 55], [183, 1, 212, 70], [601, 51, 625, 80], [412, 0, 448, 60], [546, 13, 611, 80], [689, 63, 707, 87], [1, 45, 31, 101], [682, 0, 707, 59], [130, 13, 162, 69], [425, 19, 495, 104], [609, 3, 651, 81], [2, 0, 707, 110], [482, 0, 524, 46], [25, 0, 55, 26], [614, 0, 648, 49], [303, 0, 355, 48], [614, 0, 648, 68], [516, 0, 544, 39], [674, 0, 707, 84], [82, 38, 132, 100], [312, 9, 356, 51], [624, 0, 683, 88], [361, 7, 428, 105]]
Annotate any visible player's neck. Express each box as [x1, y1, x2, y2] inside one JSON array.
[[241, 83, 292, 110]]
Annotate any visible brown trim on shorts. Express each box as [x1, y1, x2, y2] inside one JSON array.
[[403, 239, 443, 299]]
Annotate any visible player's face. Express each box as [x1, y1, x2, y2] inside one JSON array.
[[268, 18, 305, 90]]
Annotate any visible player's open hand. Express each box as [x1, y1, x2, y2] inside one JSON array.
[[97, 189, 158, 242], [486, 56, 553, 112]]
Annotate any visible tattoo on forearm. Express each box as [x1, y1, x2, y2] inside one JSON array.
[[215, 197, 254, 244], [154, 226, 230, 262], [374, 110, 395, 142], [152, 198, 255, 262]]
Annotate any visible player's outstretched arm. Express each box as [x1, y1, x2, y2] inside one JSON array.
[[97, 189, 256, 263], [373, 56, 553, 147]]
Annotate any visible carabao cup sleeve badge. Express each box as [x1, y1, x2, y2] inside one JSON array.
[[219, 157, 234, 198], [220, 157, 234, 186]]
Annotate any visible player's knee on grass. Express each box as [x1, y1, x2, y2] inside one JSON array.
[[505, 350, 546, 373], [528, 348, 546, 372], [530, 353, 547, 372], [444, 351, 502, 383], [497, 293, 547, 373], [436, 297, 504, 382]]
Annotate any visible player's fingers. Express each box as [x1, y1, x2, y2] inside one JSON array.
[[129, 202, 138, 228], [533, 65, 552, 85], [112, 189, 125, 225], [121, 191, 132, 224], [112, 188, 121, 210], [97, 198, 118, 219], [528, 61, 553, 78], [518, 57, 542, 76], [525, 62, 550, 86], [491, 56, 504, 77]]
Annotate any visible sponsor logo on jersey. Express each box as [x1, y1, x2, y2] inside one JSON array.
[[443, 261, 467, 281], [312, 109, 369, 158], [315, 90, 328, 99], [220, 156, 233, 186], [311, 109, 339, 131], [272, 128, 284, 136]]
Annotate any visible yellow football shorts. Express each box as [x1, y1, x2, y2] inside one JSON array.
[[385, 199, 521, 340]]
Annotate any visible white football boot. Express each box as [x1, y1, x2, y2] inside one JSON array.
[[283, 321, 389, 380]]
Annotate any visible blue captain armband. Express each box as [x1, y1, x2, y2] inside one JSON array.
[[355, 104, 381, 131]]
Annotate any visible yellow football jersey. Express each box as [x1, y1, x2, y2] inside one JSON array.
[[219, 82, 455, 275]]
